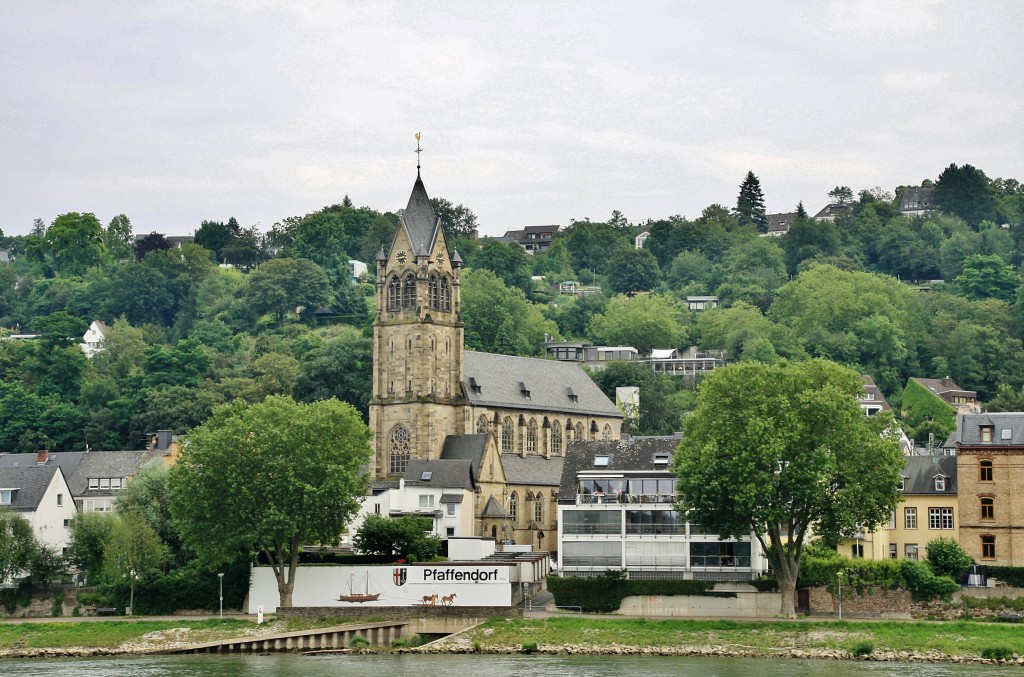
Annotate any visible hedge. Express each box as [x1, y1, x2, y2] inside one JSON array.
[[988, 567, 1024, 588], [97, 557, 251, 614], [547, 572, 734, 613], [798, 555, 958, 601]]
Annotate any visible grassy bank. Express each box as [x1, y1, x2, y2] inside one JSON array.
[[0, 617, 338, 651], [454, 617, 1023, 659]]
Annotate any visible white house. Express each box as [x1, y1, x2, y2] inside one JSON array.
[[81, 320, 109, 358], [0, 463, 77, 554]]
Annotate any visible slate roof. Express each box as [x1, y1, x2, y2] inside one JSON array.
[[481, 495, 510, 519], [766, 212, 798, 234], [66, 450, 160, 496], [399, 175, 442, 257], [861, 374, 892, 412], [901, 456, 957, 494], [402, 459, 475, 490], [558, 436, 680, 502], [500, 454, 564, 487], [0, 465, 62, 511], [911, 377, 976, 402], [900, 187, 935, 211], [439, 434, 489, 481], [463, 351, 622, 417], [956, 412, 1024, 446], [0, 452, 85, 475], [813, 203, 852, 220]]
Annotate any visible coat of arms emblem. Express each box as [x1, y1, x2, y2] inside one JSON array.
[[393, 567, 407, 586]]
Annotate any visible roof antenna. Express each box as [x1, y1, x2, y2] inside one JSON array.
[[415, 132, 423, 177]]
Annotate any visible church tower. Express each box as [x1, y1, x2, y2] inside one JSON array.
[[369, 173, 466, 478]]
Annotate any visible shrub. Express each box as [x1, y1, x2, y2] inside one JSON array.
[[51, 590, 65, 617], [926, 537, 974, 581], [851, 641, 874, 656], [520, 641, 539, 654], [547, 571, 733, 613], [900, 560, 960, 601], [350, 634, 370, 649], [750, 578, 778, 592], [981, 646, 1014, 661]]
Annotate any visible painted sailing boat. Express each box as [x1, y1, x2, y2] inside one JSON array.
[[338, 573, 380, 603]]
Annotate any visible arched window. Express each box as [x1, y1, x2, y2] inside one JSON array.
[[981, 497, 995, 520], [575, 422, 584, 441], [440, 276, 451, 311], [501, 416, 514, 453], [476, 414, 489, 434], [534, 493, 544, 523], [526, 419, 537, 454], [551, 421, 562, 456], [427, 274, 439, 310], [387, 276, 401, 311], [980, 460, 993, 482], [402, 273, 416, 309], [389, 426, 411, 474], [508, 492, 519, 522], [602, 423, 612, 440], [565, 420, 573, 441]]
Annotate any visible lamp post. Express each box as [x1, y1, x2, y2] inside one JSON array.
[[218, 572, 224, 619], [837, 571, 843, 621]]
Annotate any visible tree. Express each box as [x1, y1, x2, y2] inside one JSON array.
[[460, 268, 556, 355], [607, 247, 661, 295], [66, 512, 116, 582], [193, 219, 237, 263], [117, 460, 189, 566], [0, 511, 38, 584], [675, 359, 904, 617], [470, 240, 532, 291], [168, 396, 372, 608], [105, 214, 135, 262], [352, 515, 441, 562], [103, 514, 168, 615], [933, 163, 998, 226], [926, 537, 973, 581], [735, 171, 768, 233], [243, 258, 331, 325], [134, 232, 173, 261], [430, 197, 478, 241], [953, 254, 1021, 302], [589, 294, 688, 354], [828, 186, 854, 204], [292, 327, 373, 418], [45, 212, 108, 275]]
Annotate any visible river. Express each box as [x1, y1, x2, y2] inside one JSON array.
[[0, 654, 1012, 676]]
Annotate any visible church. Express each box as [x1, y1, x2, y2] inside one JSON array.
[[367, 170, 623, 551]]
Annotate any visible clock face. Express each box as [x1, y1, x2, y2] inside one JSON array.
[[396, 251, 407, 265], [435, 252, 445, 265]]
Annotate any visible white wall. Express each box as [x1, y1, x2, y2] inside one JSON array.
[[27, 473, 77, 552], [249, 564, 512, 613]]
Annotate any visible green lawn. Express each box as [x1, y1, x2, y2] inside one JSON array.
[[464, 617, 1024, 658]]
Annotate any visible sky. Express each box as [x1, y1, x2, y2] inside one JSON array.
[[1, 1, 1022, 238]]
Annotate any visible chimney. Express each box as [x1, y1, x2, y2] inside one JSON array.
[[36, 449, 49, 465], [157, 430, 172, 451]]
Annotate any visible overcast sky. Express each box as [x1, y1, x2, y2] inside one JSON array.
[[1, 1, 1021, 238]]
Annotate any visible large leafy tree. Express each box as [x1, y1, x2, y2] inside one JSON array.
[[0, 511, 39, 583], [243, 258, 331, 325], [430, 197, 478, 241], [102, 513, 168, 614], [607, 247, 661, 295], [675, 359, 904, 618], [44, 212, 108, 276], [953, 254, 1021, 302], [470, 240, 532, 291], [352, 515, 441, 562], [589, 294, 688, 355], [735, 171, 768, 233], [168, 396, 372, 608], [933, 163, 998, 226], [104, 214, 135, 262]]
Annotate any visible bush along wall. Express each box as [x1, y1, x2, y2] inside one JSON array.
[[547, 571, 734, 613], [98, 557, 251, 615], [797, 556, 959, 602]]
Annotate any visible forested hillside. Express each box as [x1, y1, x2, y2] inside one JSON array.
[[1, 165, 1023, 452]]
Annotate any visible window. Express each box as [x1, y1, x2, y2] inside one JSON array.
[[534, 493, 544, 523], [889, 544, 897, 559], [88, 478, 99, 490], [981, 497, 994, 520], [594, 455, 610, 467], [446, 527, 455, 537], [905, 544, 919, 560], [980, 426, 993, 442], [100, 478, 110, 490], [934, 476, 946, 491], [929, 507, 954, 530], [374, 503, 381, 515], [982, 535, 996, 560], [602, 424, 612, 440], [888, 511, 896, 529], [390, 426, 411, 474], [440, 276, 451, 312], [904, 507, 917, 529], [63, 519, 71, 528], [427, 274, 439, 310], [508, 492, 519, 522], [476, 414, 488, 434], [446, 503, 456, 517], [84, 498, 113, 513], [526, 419, 537, 454], [501, 417, 514, 453], [1002, 428, 1013, 440], [2, 489, 16, 505], [57, 493, 63, 506], [402, 273, 416, 309], [419, 495, 435, 509], [551, 421, 562, 456], [575, 422, 584, 440], [898, 477, 906, 491], [851, 543, 864, 558], [980, 460, 993, 482], [387, 276, 400, 310]]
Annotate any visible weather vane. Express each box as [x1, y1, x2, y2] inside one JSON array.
[[415, 132, 422, 175]]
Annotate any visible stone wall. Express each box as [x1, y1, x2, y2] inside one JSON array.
[[807, 585, 913, 618], [279, 605, 521, 635], [617, 592, 783, 618]]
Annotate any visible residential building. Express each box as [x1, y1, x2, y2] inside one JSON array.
[[501, 225, 559, 254], [369, 172, 621, 552], [81, 320, 108, 358], [905, 377, 981, 415], [887, 456, 958, 561], [641, 346, 726, 378], [955, 412, 1024, 566], [813, 203, 852, 221], [635, 230, 650, 249], [899, 187, 936, 218], [557, 437, 766, 580], [543, 339, 639, 367], [0, 464, 77, 553], [762, 212, 798, 237], [686, 296, 719, 312]]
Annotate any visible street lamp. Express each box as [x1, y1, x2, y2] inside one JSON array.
[[218, 572, 224, 619], [836, 571, 843, 621]]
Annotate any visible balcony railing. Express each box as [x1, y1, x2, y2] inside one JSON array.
[[689, 555, 751, 568], [578, 493, 676, 505], [625, 524, 685, 536], [563, 524, 622, 536]]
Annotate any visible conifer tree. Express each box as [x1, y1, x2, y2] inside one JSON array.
[[796, 201, 808, 218], [735, 171, 768, 233]]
